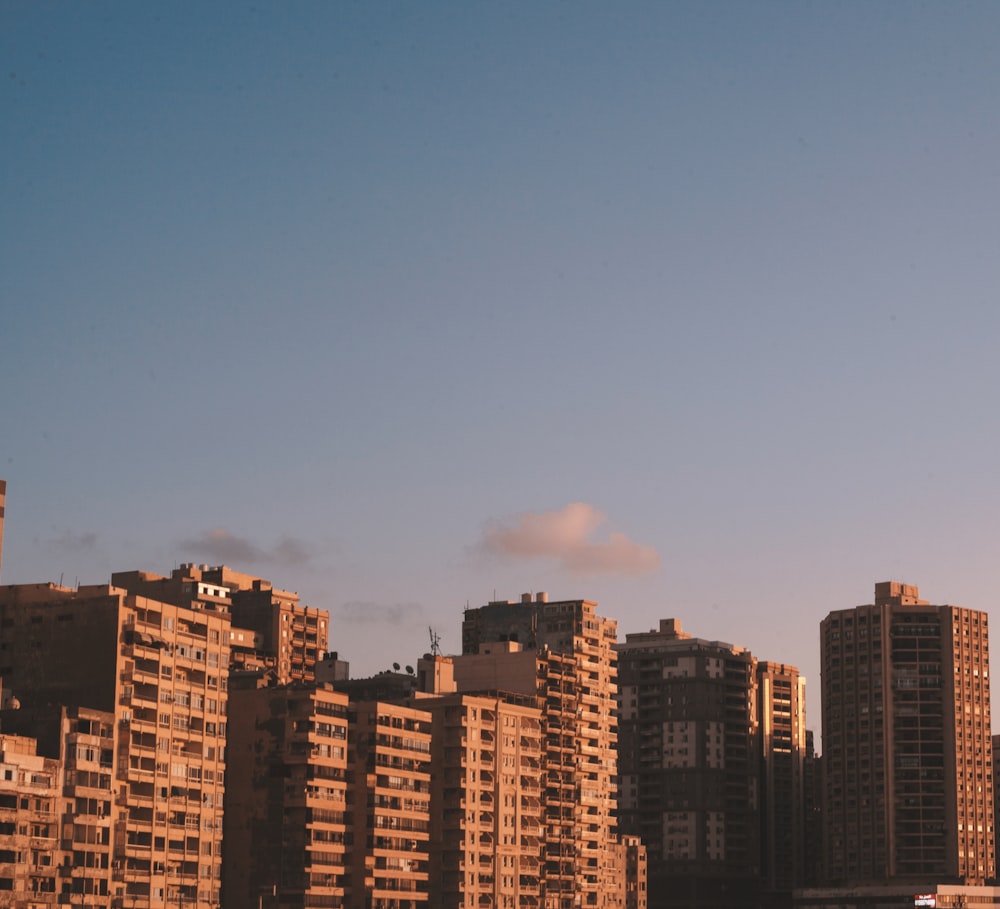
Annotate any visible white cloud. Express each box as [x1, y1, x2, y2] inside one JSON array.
[[479, 503, 661, 577]]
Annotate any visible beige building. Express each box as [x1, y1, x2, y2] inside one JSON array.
[[418, 688, 545, 909], [61, 706, 116, 907], [113, 564, 329, 685], [0, 577, 231, 909], [224, 679, 350, 909], [347, 700, 431, 909], [0, 731, 60, 905], [458, 594, 631, 909], [820, 582, 995, 885]]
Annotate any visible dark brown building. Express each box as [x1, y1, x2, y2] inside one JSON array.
[[616, 618, 763, 909], [820, 582, 995, 885]]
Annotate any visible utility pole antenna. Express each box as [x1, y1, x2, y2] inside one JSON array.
[[428, 626, 441, 657]]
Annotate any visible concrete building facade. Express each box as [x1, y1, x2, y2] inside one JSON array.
[[0, 731, 61, 906], [0, 578, 232, 909], [820, 582, 995, 885], [757, 660, 808, 899], [113, 565, 329, 685], [224, 679, 350, 909], [458, 594, 628, 909], [420, 690, 546, 909], [346, 700, 431, 909], [616, 618, 764, 909]]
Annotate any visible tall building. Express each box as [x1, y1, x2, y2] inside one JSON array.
[[346, 700, 431, 909], [820, 581, 995, 885], [0, 729, 61, 903], [113, 564, 329, 685], [224, 679, 350, 909], [60, 706, 117, 907], [459, 594, 626, 909], [419, 689, 545, 909], [0, 577, 232, 909], [756, 660, 807, 898], [615, 619, 764, 909]]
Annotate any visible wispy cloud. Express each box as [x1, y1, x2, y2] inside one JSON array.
[[336, 600, 425, 626], [47, 530, 99, 553], [176, 528, 313, 567], [478, 503, 661, 577]]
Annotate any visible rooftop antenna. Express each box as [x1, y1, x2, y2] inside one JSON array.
[[428, 626, 441, 657]]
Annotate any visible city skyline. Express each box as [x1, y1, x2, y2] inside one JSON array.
[[5, 2, 1000, 732]]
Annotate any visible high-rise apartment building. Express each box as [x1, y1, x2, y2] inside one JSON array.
[[224, 679, 351, 909], [0, 577, 232, 909], [820, 582, 995, 885], [0, 730, 61, 904], [459, 594, 626, 909], [113, 564, 329, 685], [419, 689, 545, 909], [346, 700, 431, 909], [61, 706, 117, 906], [616, 619, 764, 909], [756, 660, 807, 897]]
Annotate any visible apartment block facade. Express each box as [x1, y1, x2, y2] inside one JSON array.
[[0, 732, 61, 906], [458, 594, 629, 909], [616, 618, 764, 909], [224, 679, 351, 909], [0, 579, 231, 909], [420, 690, 545, 909], [820, 582, 995, 885], [113, 565, 329, 685], [346, 700, 431, 909], [756, 660, 807, 897], [61, 707, 116, 906]]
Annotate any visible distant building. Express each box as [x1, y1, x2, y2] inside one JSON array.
[[458, 593, 632, 909], [0, 575, 232, 909], [224, 679, 350, 909], [757, 660, 808, 901], [0, 729, 61, 903], [419, 690, 546, 909], [616, 618, 766, 909], [346, 699, 431, 909], [113, 564, 329, 684], [820, 582, 995, 885], [802, 730, 824, 888], [59, 706, 117, 907]]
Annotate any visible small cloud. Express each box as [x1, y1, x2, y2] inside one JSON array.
[[47, 530, 99, 553], [270, 536, 312, 566], [478, 503, 660, 577], [336, 600, 425, 626], [176, 528, 313, 567]]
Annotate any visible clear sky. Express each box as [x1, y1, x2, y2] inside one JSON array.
[[4, 2, 1000, 741]]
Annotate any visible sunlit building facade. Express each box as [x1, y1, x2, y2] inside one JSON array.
[[224, 679, 350, 909], [346, 700, 432, 909], [820, 582, 995, 885], [420, 690, 545, 909], [458, 594, 630, 909], [756, 660, 807, 898], [0, 578, 232, 909], [0, 731, 61, 905], [113, 564, 329, 685]]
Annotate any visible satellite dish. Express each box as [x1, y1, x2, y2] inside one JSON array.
[[405, 665, 414, 675], [392, 662, 400, 671]]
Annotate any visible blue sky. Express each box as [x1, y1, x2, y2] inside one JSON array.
[[4, 2, 1000, 737]]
